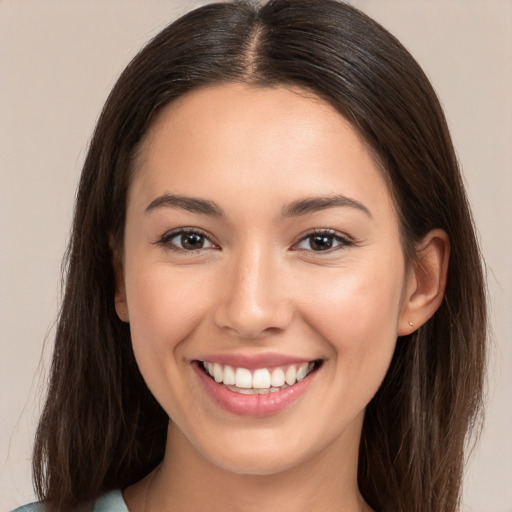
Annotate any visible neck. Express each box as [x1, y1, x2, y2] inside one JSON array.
[[140, 421, 371, 512]]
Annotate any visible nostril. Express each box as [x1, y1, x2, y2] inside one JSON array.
[[213, 308, 293, 341]]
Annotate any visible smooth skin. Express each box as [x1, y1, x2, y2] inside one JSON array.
[[116, 84, 449, 512]]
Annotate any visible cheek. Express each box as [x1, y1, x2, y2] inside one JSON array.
[[124, 263, 220, 421], [125, 263, 210, 372], [299, 254, 405, 386]]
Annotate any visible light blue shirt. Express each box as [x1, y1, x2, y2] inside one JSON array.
[[11, 489, 128, 512]]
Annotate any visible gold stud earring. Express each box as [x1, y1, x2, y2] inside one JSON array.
[[408, 321, 414, 327]]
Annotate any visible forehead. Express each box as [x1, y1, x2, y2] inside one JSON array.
[[129, 83, 394, 218]]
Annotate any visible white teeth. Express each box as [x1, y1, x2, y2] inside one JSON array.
[[296, 362, 309, 381], [252, 369, 271, 389], [236, 388, 254, 394], [270, 367, 285, 387], [202, 360, 317, 390], [285, 365, 297, 385], [223, 364, 236, 385], [235, 367, 252, 388], [213, 363, 223, 383]]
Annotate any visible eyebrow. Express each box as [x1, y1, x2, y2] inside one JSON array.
[[145, 194, 225, 216], [144, 193, 371, 218], [281, 194, 372, 218]]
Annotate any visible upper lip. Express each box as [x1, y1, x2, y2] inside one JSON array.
[[195, 352, 319, 369]]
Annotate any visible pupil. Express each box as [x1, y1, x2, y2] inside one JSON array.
[[181, 233, 203, 249], [311, 235, 333, 251]]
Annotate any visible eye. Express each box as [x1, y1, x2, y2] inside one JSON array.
[[294, 230, 351, 252], [157, 228, 217, 252]]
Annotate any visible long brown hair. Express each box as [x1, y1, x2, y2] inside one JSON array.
[[33, 1, 486, 511]]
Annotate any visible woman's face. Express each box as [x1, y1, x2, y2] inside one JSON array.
[[118, 84, 413, 475]]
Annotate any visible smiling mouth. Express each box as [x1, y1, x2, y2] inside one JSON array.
[[198, 359, 323, 395]]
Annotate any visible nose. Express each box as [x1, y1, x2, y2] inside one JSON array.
[[213, 246, 293, 340]]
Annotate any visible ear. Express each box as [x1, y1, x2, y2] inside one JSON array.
[[112, 244, 129, 323], [398, 229, 450, 336]]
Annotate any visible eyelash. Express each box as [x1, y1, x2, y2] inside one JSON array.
[[154, 227, 218, 253], [292, 229, 352, 253], [154, 228, 352, 253]]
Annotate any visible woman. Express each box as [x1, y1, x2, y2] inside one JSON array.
[[15, 0, 486, 511]]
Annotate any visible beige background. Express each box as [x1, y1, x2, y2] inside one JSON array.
[[1, 1, 511, 510]]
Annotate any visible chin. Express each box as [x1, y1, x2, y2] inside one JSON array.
[[194, 429, 310, 477], [211, 450, 303, 477]]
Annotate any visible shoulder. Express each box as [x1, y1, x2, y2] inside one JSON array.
[[9, 504, 42, 512], [93, 489, 128, 512], [9, 489, 128, 512]]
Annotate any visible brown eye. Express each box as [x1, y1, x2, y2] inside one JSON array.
[[180, 232, 206, 250], [295, 230, 351, 252], [309, 234, 334, 251], [158, 229, 216, 251]]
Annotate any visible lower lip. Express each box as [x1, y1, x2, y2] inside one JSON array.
[[193, 362, 317, 417]]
